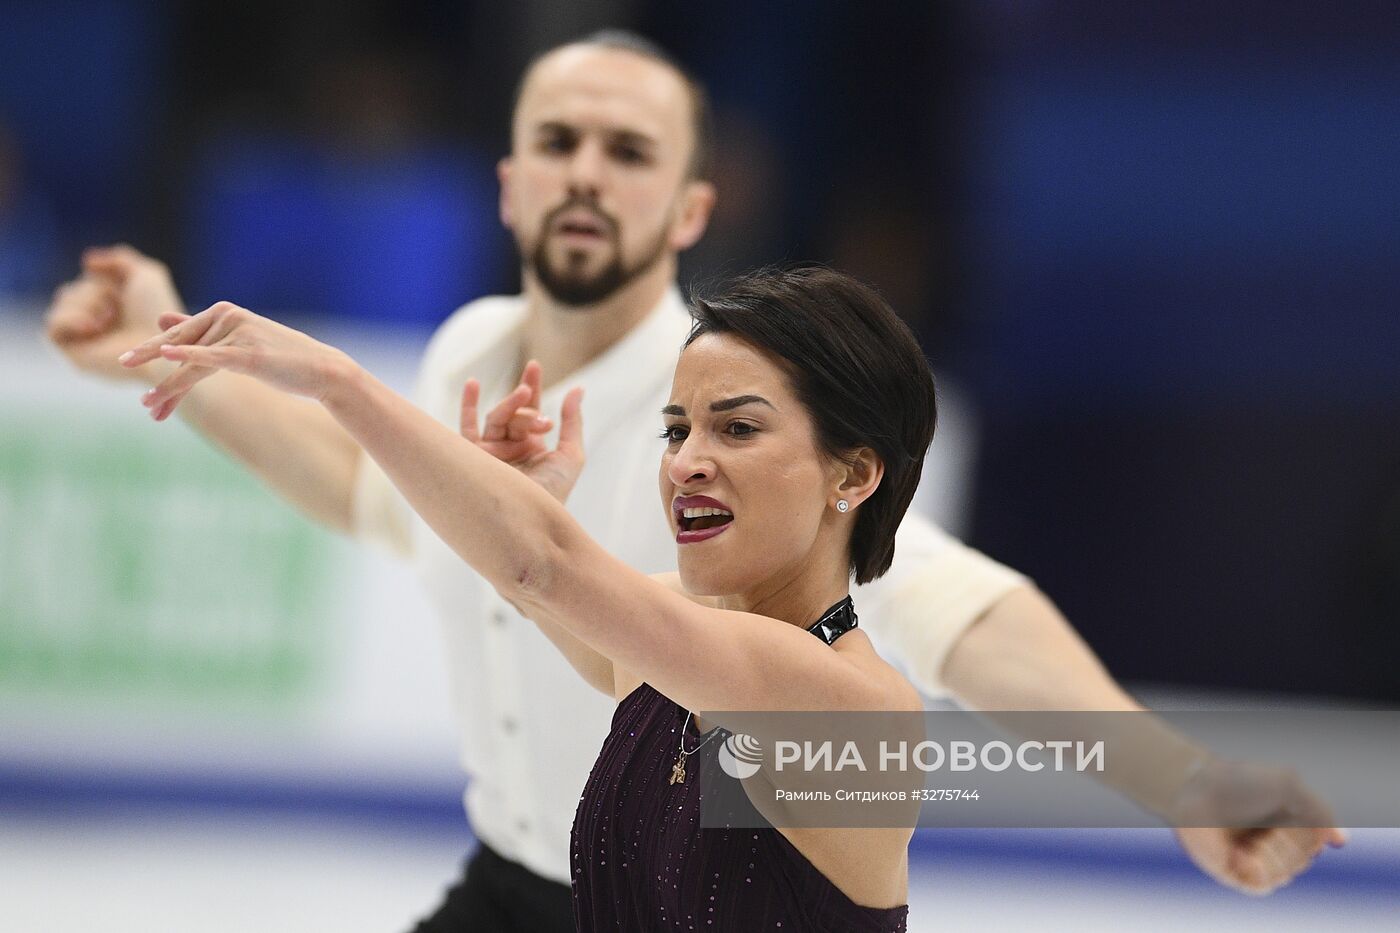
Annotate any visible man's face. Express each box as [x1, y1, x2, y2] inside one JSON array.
[[501, 45, 702, 306]]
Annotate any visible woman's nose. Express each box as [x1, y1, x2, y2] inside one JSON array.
[[668, 439, 713, 487]]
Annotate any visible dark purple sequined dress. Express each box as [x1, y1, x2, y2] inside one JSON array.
[[570, 619, 910, 932]]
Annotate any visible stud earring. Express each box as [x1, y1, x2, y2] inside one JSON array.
[[836, 499, 850, 513]]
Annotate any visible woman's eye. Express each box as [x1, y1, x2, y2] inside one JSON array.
[[659, 425, 688, 443], [727, 422, 757, 437]]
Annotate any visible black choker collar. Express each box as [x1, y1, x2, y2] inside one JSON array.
[[805, 596, 858, 645]]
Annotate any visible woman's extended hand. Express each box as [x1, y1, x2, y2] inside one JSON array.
[[460, 359, 584, 504], [118, 301, 356, 419]]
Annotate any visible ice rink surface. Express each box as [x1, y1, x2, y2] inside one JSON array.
[[2, 801, 1395, 932]]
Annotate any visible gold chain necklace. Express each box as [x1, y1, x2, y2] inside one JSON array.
[[668, 710, 721, 785]]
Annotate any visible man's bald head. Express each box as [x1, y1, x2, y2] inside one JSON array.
[[512, 30, 712, 180]]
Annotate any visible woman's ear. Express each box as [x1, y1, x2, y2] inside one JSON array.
[[834, 448, 883, 511]]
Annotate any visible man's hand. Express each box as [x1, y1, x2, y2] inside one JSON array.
[[460, 360, 584, 504], [44, 244, 184, 382], [1170, 758, 1347, 894]]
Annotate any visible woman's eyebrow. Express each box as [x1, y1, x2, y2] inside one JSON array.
[[710, 395, 773, 413], [661, 396, 775, 418]]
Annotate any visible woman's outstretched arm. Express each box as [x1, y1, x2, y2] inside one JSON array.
[[122, 303, 918, 718]]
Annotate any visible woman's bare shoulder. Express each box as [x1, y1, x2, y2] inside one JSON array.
[[835, 630, 925, 713], [648, 572, 720, 608]]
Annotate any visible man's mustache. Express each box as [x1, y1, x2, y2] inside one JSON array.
[[543, 198, 619, 237]]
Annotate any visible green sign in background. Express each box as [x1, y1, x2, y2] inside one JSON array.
[[0, 413, 335, 716]]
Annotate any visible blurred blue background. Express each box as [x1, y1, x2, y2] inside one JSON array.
[[4, 0, 1395, 699]]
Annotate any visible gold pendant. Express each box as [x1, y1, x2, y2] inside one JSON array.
[[669, 756, 686, 785]]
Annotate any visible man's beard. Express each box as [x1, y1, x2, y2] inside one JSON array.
[[526, 202, 669, 307]]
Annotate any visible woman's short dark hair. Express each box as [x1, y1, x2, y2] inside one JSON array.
[[686, 266, 937, 584]]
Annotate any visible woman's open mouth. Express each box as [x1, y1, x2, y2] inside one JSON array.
[[673, 496, 734, 544]]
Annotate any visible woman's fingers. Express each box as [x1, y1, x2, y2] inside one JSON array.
[[119, 302, 227, 367], [156, 310, 192, 331], [140, 345, 248, 414], [152, 388, 196, 422], [135, 303, 256, 416]]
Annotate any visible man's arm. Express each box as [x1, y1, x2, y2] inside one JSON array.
[[941, 584, 1204, 813], [861, 513, 1343, 894], [940, 584, 1139, 711], [858, 533, 1198, 810], [44, 245, 366, 533], [167, 373, 364, 532], [941, 583, 1345, 894]]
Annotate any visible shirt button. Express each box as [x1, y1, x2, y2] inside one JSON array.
[[491, 609, 508, 627], [516, 818, 531, 834], [501, 716, 518, 735]]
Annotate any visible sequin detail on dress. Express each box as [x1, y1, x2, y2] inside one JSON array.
[[570, 594, 907, 932]]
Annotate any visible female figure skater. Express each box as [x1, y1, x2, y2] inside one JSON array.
[[124, 267, 937, 930]]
